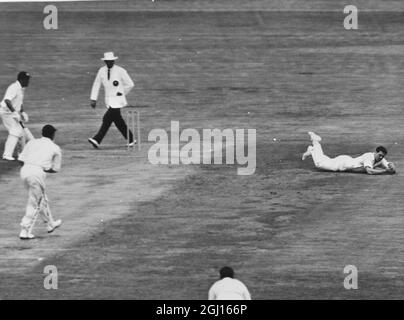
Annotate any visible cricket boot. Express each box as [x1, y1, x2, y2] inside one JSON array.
[[47, 219, 62, 233], [88, 138, 100, 149], [19, 228, 35, 240], [302, 146, 314, 161], [308, 132, 322, 143]]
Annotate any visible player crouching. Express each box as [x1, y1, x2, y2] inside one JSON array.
[[302, 132, 396, 175], [18, 125, 62, 240]]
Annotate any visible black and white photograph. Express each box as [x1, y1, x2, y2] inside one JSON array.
[[0, 0, 403, 305]]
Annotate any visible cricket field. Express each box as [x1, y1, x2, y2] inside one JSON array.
[[0, 0, 403, 299]]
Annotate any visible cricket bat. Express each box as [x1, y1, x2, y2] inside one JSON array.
[[19, 121, 35, 141]]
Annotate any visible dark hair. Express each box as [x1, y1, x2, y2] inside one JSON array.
[[376, 146, 387, 155], [42, 124, 57, 138], [17, 71, 30, 81], [219, 266, 234, 279]]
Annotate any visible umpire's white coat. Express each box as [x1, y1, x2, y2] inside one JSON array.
[[90, 65, 134, 109]]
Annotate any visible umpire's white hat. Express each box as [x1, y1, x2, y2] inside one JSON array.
[[101, 52, 118, 61]]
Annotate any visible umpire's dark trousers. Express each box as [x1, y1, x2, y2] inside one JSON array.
[[93, 107, 134, 144]]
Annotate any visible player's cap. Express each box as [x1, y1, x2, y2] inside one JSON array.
[[42, 124, 57, 138], [17, 71, 31, 81], [101, 52, 118, 61]]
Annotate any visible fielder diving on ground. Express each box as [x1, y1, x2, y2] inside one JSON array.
[[302, 132, 396, 175]]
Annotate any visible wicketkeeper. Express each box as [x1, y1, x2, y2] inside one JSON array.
[[18, 124, 62, 240], [0, 71, 32, 160]]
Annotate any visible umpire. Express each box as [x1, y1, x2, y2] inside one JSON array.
[[88, 52, 135, 148]]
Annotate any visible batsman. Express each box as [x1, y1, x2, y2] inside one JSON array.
[[18, 124, 62, 240], [0, 71, 33, 161]]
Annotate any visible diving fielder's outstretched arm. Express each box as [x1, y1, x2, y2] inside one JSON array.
[[365, 166, 389, 175]]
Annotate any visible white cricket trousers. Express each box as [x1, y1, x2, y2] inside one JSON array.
[[0, 112, 24, 158], [311, 142, 353, 172], [20, 165, 55, 232]]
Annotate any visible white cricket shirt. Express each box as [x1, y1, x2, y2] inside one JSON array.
[[349, 152, 389, 169], [208, 277, 251, 300], [18, 137, 62, 172], [0, 81, 25, 114]]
